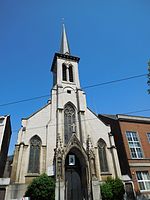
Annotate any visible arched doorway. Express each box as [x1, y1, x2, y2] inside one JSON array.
[[65, 147, 88, 200]]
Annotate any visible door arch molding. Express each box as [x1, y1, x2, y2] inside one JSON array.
[[64, 135, 90, 200]]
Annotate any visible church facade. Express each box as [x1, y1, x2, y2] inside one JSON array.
[[7, 25, 121, 200]]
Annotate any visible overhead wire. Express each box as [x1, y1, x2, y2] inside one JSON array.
[[1, 72, 150, 135], [82, 73, 147, 89], [124, 108, 150, 115], [12, 117, 101, 133], [0, 73, 147, 107], [11, 108, 150, 134], [0, 95, 49, 107]]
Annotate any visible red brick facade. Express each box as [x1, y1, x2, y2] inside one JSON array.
[[119, 119, 150, 196], [98, 114, 150, 198]]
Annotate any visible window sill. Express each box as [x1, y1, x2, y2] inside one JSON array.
[[128, 158, 150, 160], [62, 81, 75, 85], [25, 174, 40, 184], [100, 172, 112, 176], [25, 173, 40, 177], [140, 189, 150, 192]]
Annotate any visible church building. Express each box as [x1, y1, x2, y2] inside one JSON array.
[[7, 25, 122, 200]]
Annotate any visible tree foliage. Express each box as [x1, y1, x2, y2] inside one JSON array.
[[25, 173, 55, 200], [100, 177, 125, 200]]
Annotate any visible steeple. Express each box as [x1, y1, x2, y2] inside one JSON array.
[[60, 24, 70, 55], [51, 24, 80, 88]]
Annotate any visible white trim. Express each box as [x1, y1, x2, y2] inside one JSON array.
[[117, 114, 150, 122], [147, 133, 150, 143], [129, 163, 150, 167], [136, 171, 150, 191], [0, 178, 10, 185], [126, 131, 144, 159]]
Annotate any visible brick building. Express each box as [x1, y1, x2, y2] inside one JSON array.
[[99, 114, 150, 199]]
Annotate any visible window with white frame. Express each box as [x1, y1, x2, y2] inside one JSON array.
[[126, 131, 143, 158], [136, 171, 150, 191], [147, 133, 150, 143]]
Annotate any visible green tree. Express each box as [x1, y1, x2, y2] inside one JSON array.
[[100, 177, 125, 200], [25, 173, 55, 200]]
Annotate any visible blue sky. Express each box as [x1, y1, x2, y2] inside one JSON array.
[[0, 0, 150, 155]]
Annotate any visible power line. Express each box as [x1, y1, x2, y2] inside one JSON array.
[[124, 108, 150, 115], [11, 117, 101, 133], [11, 107, 150, 134], [0, 73, 147, 108], [82, 73, 147, 89], [0, 95, 49, 107]]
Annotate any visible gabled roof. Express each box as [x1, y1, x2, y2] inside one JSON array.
[[87, 108, 110, 127], [22, 101, 51, 120]]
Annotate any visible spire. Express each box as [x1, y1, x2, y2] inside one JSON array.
[[60, 24, 70, 55]]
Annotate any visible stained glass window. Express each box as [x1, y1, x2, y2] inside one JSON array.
[[64, 104, 76, 144], [28, 135, 41, 173], [98, 139, 109, 173]]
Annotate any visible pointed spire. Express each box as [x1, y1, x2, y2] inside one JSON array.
[[60, 24, 70, 55]]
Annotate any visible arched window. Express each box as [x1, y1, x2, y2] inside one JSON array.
[[64, 103, 76, 144], [62, 64, 67, 81], [68, 65, 73, 82], [28, 135, 41, 173], [98, 139, 109, 173]]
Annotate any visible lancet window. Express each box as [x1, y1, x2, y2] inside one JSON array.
[[28, 135, 41, 173], [62, 63, 74, 82], [62, 64, 67, 81], [98, 138, 109, 173], [69, 65, 73, 82], [64, 103, 76, 144]]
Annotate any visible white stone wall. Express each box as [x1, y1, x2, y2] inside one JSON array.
[[83, 108, 121, 179], [14, 102, 57, 183], [11, 53, 121, 184], [9, 48, 122, 200], [56, 58, 80, 89]]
